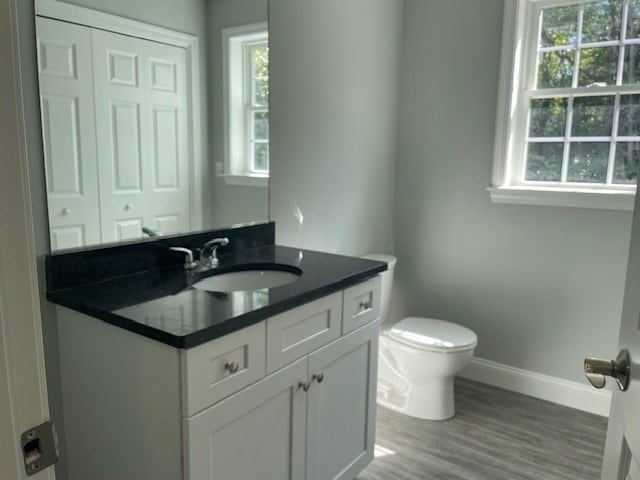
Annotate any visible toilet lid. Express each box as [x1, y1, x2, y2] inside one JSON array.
[[387, 317, 477, 352]]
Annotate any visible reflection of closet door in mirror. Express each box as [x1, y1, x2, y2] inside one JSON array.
[[36, 18, 101, 250], [92, 30, 190, 243]]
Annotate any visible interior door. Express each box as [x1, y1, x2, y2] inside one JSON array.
[[598, 185, 640, 479], [1, 1, 55, 477], [91, 28, 190, 242]]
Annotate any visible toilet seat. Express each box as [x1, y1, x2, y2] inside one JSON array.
[[386, 317, 477, 353]]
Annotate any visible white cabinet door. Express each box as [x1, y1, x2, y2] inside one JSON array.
[[91, 29, 190, 242], [306, 321, 379, 480], [36, 17, 101, 249], [185, 357, 307, 480]]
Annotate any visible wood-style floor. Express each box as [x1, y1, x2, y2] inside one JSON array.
[[357, 378, 608, 480]]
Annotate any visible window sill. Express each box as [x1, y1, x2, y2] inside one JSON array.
[[220, 174, 268, 188], [488, 186, 635, 211]]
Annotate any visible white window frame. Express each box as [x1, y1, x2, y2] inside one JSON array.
[[246, 41, 269, 175], [490, 0, 637, 210], [220, 22, 268, 188]]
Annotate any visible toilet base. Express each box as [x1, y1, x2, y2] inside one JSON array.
[[377, 376, 456, 421]]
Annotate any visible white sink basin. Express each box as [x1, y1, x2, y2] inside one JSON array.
[[192, 269, 301, 292]]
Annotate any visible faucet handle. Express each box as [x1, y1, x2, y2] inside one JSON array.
[[201, 237, 230, 268], [170, 247, 199, 270], [204, 237, 229, 248]]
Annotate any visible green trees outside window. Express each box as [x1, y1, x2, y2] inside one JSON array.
[[526, 0, 640, 186]]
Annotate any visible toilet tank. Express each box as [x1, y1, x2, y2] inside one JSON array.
[[361, 254, 396, 323]]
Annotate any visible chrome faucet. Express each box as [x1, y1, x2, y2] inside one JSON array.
[[142, 227, 163, 237], [169, 247, 199, 270], [169, 237, 229, 272], [200, 237, 229, 268]]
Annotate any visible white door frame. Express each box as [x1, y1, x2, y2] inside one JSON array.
[[0, 0, 55, 478], [34, 0, 204, 232]]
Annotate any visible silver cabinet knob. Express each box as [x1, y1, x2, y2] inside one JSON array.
[[62, 208, 71, 215], [358, 302, 371, 312], [584, 349, 631, 391], [125, 203, 133, 210], [224, 361, 240, 374], [298, 381, 310, 392]]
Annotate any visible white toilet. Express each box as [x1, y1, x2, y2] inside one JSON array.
[[363, 254, 477, 421]]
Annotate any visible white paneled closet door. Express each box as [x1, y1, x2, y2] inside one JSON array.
[[91, 29, 190, 243], [36, 17, 101, 250]]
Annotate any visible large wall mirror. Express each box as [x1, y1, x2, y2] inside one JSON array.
[[34, 0, 269, 252]]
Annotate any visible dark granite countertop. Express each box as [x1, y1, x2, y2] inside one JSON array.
[[47, 244, 386, 348]]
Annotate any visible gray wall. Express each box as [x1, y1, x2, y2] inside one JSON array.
[[269, 0, 403, 256], [394, 0, 633, 384], [207, 0, 270, 228]]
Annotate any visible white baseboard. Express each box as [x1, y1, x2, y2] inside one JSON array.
[[460, 357, 612, 417]]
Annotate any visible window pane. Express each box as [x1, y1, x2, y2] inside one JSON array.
[[627, 0, 640, 40], [572, 95, 614, 136], [253, 78, 268, 107], [623, 44, 640, 84], [529, 98, 568, 137], [253, 143, 269, 171], [253, 46, 268, 77], [581, 0, 622, 43], [525, 142, 564, 181], [614, 142, 640, 184], [537, 50, 575, 88], [251, 44, 269, 107], [540, 5, 579, 47], [578, 47, 619, 86], [619, 95, 640, 137], [568, 142, 610, 182], [253, 111, 269, 140]]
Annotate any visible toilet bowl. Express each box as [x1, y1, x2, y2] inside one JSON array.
[[378, 317, 477, 420], [362, 254, 477, 421]]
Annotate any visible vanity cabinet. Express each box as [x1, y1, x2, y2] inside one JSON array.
[[56, 275, 381, 480], [185, 321, 378, 480]]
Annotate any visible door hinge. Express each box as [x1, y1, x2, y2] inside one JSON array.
[[21, 420, 59, 476]]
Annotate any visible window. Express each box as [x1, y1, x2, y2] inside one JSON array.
[[220, 23, 269, 187], [491, 0, 639, 209]]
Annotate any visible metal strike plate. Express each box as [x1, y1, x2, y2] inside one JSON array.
[[21, 420, 59, 476]]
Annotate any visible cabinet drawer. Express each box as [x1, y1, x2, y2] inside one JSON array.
[[266, 292, 342, 374], [182, 322, 265, 416], [342, 276, 381, 334]]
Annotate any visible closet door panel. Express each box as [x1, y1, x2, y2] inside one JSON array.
[[92, 30, 190, 242], [36, 17, 101, 249], [144, 39, 190, 236], [92, 30, 147, 242]]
